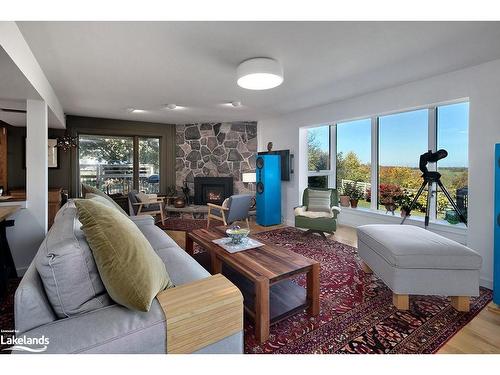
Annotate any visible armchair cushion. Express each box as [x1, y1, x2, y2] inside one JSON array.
[[294, 206, 334, 219], [307, 189, 333, 213]]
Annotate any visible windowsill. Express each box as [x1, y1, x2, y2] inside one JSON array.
[[339, 206, 467, 234]]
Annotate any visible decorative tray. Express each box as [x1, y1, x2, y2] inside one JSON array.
[[212, 237, 264, 253]]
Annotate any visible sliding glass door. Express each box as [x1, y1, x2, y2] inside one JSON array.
[[79, 134, 160, 195]]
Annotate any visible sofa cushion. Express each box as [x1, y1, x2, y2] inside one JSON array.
[[138, 224, 179, 252], [81, 184, 127, 216], [35, 202, 112, 318], [307, 189, 331, 213], [357, 224, 482, 270], [75, 199, 173, 312]]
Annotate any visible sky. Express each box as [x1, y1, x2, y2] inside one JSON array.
[[308, 102, 469, 168]]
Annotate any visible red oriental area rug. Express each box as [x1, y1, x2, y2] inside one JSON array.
[[238, 227, 492, 354]]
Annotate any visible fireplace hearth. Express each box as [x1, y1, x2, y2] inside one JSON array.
[[194, 177, 233, 205]]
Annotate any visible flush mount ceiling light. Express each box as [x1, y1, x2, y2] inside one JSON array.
[[237, 58, 283, 90], [231, 101, 242, 107]]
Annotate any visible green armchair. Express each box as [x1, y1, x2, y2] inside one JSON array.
[[294, 188, 340, 239]]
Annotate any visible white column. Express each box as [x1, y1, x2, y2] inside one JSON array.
[[330, 124, 337, 188], [370, 117, 379, 210], [428, 107, 437, 221], [26, 99, 48, 236]]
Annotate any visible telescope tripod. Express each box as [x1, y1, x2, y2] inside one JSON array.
[[401, 172, 467, 228]]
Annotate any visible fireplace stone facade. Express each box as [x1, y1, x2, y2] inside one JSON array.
[[175, 122, 257, 199]]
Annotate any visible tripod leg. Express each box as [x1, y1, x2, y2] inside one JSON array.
[[425, 183, 432, 228], [437, 181, 468, 225], [401, 181, 427, 225]]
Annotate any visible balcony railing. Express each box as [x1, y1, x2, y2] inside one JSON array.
[[80, 163, 159, 194]]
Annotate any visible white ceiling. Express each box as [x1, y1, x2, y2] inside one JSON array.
[[0, 46, 63, 127], [16, 21, 500, 125]]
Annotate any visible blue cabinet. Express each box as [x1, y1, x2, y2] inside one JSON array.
[[256, 154, 281, 226]]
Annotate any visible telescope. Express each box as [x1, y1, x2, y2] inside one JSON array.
[[419, 149, 448, 175], [402, 149, 467, 228]]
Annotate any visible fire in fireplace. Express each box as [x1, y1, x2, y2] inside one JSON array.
[[207, 189, 223, 203], [194, 177, 233, 205]]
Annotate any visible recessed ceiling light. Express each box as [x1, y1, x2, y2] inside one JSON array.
[[231, 101, 242, 107], [237, 58, 283, 90], [164, 104, 185, 110]]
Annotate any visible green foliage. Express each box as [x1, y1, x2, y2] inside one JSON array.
[[307, 131, 329, 171], [79, 136, 159, 169], [336, 151, 370, 185], [343, 181, 364, 200]]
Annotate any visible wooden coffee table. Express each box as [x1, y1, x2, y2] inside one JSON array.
[[185, 228, 320, 343]]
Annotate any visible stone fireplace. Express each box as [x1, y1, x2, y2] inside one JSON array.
[[194, 177, 233, 205], [176, 122, 257, 199]]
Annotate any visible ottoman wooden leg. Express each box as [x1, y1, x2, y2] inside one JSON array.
[[451, 296, 470, 312], [393, 294, 409, 310], [361, 261, 372, 274]]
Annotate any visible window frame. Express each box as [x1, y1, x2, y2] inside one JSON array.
[[306, 125, 335, 188], [305, 99, 469, 225]]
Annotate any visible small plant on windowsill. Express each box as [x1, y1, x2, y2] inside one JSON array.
[[343, 182, 364, 208], [394, 190, 417, 218], [379, 183, 403, 215]]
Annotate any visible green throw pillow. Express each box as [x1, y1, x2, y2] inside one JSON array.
[[307, 189, 332, 213], [81, 184, 128, 216], [75, 199, 173, 311], [85, 193, 126, 213]]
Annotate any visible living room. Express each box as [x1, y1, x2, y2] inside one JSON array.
[[1, 1, 500, 373]]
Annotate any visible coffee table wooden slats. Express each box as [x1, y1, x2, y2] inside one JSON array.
[[185, 227, 320, 343]]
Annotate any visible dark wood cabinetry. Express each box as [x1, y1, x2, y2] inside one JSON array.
[[0, 127, 7, 192]]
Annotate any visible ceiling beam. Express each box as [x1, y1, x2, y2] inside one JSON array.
[[0, 21, 65, 128]]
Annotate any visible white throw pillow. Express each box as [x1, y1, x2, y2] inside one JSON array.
[[307, 189, 332, 213]]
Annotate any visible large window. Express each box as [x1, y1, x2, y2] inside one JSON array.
[[79, 134, 160, 195], [303, 100, 469, 226], [307, 126, 331, 188], [336, 118, 371, 208], [437, 102, 469, 220], [378, 109, 428, 215]]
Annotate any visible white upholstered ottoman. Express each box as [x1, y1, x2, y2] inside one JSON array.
[[357, 224, 482, 312]]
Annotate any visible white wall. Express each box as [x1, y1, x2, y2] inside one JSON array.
[[258, 58, 500, 288]]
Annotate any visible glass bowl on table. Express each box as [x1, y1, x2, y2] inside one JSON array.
[[225, 225, 250, 244]]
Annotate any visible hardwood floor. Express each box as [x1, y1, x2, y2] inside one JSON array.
[[166, 222, 500, 354]]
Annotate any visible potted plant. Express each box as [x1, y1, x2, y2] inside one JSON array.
[[395, 190, 414, 218], [339, 186, 350, 207], [343, 182, 364, 208], [379, 183, 403, 215]]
